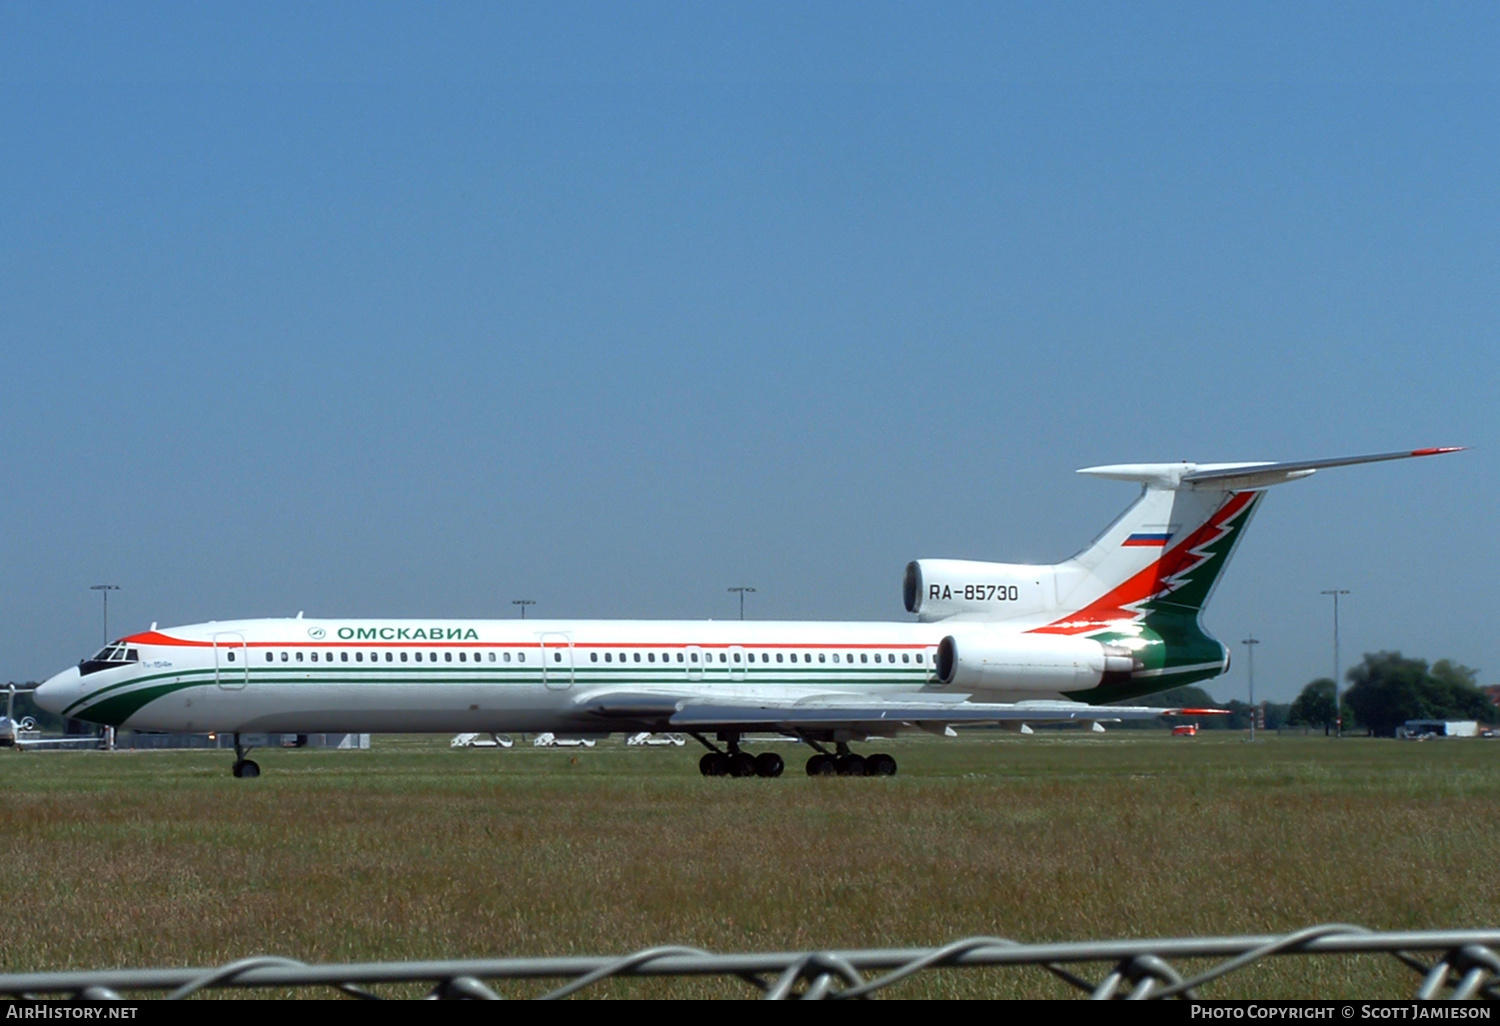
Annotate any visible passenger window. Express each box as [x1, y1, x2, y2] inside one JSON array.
[[280, 652, 289, 662], [385, 652, 393, 662], [604, 652, 612, 662], [459, 652, 467, 662], [719, 653, 726, 663], [518, 653, 525, 662], [228, 651, 236, 662], [475, 652, 481, 662], [327, 653, 333, 662], [400, 652, 408, 662], [504, 652, 511, 662], [648, 653, 655, 663], [431, 653, 437, 662], [633, 653, 641, 663], [902, 653, 910, 664], [488, 653, 495, 663], [414, 652, 422, 662], [309, 652, 317, 662], [444, 652, 452, 663], [553, 652, 562, 663], [916, 653, 924, 664], [860, 654, 868, 664], [591, 653, 598, 663], [341, 652, 349, 663], [690, 652, 698, 663], [732, 653, 741, 663], [356, 652, 364, 662], [777, 653, 784, 663], [296, 652, 304, 662], [676, 653, 683, 662]]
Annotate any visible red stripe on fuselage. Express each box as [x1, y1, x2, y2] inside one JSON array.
[[120, 631, 930, 651]]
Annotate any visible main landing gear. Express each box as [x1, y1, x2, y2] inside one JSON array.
[[231, 733, 260, 779], [691, 733, 784, 778], [804, 741, 897, 778], [689, 733, 896, 778]]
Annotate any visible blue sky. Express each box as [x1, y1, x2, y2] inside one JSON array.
[[2, 3, 1495, 702]]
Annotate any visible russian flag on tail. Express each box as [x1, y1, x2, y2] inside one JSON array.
[[1123, 532, 1172, 547]]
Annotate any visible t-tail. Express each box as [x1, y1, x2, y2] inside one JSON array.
[[910, 448, 1463, 703]]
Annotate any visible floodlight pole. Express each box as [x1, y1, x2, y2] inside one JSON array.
[[512, 600, 535, 620], [1321, 589, 1349, 738], [90, 584, 120, 645], [727, 587, 756, 621], [1241, 636, 1259, 742]]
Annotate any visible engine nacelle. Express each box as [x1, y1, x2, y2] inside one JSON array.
[[904, 559, 1054, 623], [935, 632, 1137, 693]]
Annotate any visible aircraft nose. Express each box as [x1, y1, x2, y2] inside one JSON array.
[[34, 666, 82, 715]]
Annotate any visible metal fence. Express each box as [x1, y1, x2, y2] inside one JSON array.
[[2, 925, 1497, 1000]]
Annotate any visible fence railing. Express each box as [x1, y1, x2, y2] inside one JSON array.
[[2, 925, 1497, 1000]]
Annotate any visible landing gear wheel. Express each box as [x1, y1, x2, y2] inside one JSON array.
[[754, 752, 785, 778], [835, 754, 867, 777], [806, 754, 836, 776], [231, 759, 260, 779], [729, 752, 758, 778], [699, 752, 730, 777], [866, 753, 898, 776]]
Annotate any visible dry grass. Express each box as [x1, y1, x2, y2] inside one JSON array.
[[1, 732, 1496, 998]]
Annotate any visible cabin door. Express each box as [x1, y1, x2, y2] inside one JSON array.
[[539, 633, 574, 691], [213, 632, 249, 690]]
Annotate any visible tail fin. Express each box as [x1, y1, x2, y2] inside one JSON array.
[[1029, 447, 1462, 700], [1040, 448, 1463, 635]]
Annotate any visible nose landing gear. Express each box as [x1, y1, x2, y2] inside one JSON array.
[[230, 733, 260, 779]]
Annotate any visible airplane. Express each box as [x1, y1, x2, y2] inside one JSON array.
[[0, 685, 102, 750], [33, 448, 1461, 780]]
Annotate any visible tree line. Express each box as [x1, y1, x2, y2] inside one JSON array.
[[1287, 651, 1495, 736], [1130, 651, 1496, 735]]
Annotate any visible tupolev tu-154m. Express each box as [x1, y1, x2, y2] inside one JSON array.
[[34, 448, 1461, 779]]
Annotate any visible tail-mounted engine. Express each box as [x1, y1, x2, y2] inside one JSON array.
[[935, 632, 1138, 693], [904, 559, 1054, 623]]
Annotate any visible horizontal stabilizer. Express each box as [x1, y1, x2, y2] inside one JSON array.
[[1078, 447, 1463, 491]]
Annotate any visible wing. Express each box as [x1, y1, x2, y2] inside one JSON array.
[[13, 737, 102, 749], [572, 689, 1215, 736]]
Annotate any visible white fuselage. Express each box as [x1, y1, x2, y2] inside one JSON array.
[[37, 617, 1051, 735]]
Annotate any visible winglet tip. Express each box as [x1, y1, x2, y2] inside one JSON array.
[[1411, 446, 1466, 457]]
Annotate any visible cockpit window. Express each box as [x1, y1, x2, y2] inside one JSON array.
[[79, 642, 141, 676]]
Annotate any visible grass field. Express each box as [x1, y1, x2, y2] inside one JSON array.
[[1, 731, 1496, 998]]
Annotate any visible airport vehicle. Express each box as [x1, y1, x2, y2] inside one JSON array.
[[33, 448, 1460, 779], [0, 685, 101, 750]]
